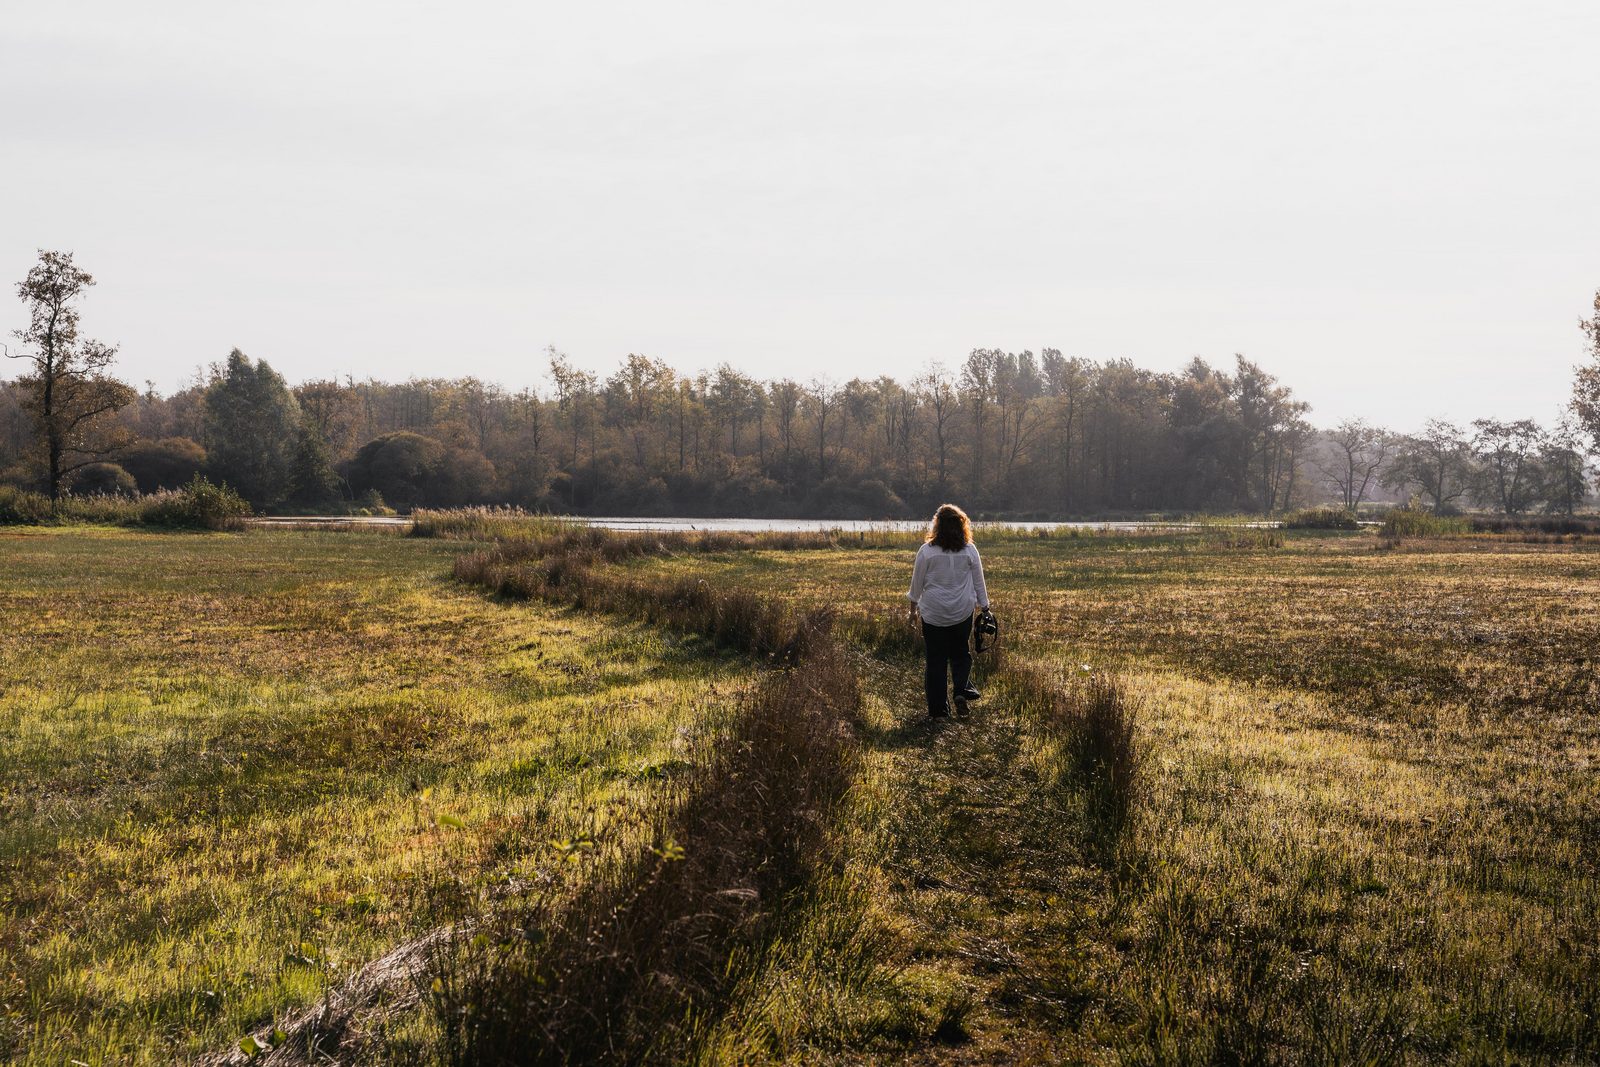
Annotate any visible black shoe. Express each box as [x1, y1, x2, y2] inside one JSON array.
[[957, 687, 981, 702], [928, 706, 950, 719], [954, 697, 969, 717]]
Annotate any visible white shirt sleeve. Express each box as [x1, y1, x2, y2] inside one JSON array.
[[907, 545, 928, 604], [969, 544, 989, 610]]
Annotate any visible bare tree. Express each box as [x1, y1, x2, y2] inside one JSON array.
[[7, 251, 134, 501], [1573, 288, 1600, 452], [1316, 418, 1390, 511], [807, 377, 838, 481], [915, 365, 956, 493]]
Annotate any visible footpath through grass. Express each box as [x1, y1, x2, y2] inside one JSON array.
[[7, 521, 1598, 1063], [0, 527, 756, 1065], [616, 527, 1600, 1061]]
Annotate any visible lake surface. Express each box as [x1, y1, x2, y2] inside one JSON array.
[[579, 516, 1253, 532], [249, 514, 1287, 532]]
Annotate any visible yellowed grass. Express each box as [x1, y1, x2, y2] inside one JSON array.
[[0, 528, 755, 1065]]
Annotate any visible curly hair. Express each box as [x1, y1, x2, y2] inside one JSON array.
[[926, 503, 972, 552]]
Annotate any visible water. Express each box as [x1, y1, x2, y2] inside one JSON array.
[[250, 514, 1285, 532], [578, 516, 1260, 532]]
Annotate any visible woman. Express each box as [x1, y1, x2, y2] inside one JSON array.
[[907, 503, 990, 718]]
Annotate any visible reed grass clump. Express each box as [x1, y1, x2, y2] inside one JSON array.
[[1283, 507, 1359, 530], [0, 475, 250, 529], [1379, 509, 1471, 537], [429, 621, 860, 1065], [995, 655, 1142, 843], [410, 506, 576, 542]]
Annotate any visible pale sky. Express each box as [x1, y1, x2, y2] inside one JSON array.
[[4, 1, 1597, 432]]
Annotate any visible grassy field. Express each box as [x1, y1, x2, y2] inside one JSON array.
[[0, 527, 756, 1065], [4, 523, 1598, 1063], [621, 528, 1600, 1061]]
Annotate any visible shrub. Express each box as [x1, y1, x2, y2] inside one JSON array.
[[68, 462, 138, 497], [139, 475, 252, 530], [1283, 507, 1359, 530], [355, 489, 395, 516], [118, 437, 207, 492], [0, 485, 52, 524]]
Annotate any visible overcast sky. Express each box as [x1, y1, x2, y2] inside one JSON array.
[[4, 1, 1597, 431]]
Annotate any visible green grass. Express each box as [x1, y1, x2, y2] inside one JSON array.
[[598, 528, 1600, 1061], [0, 527, 756, 1065], [8, 523, 1599, 1063]]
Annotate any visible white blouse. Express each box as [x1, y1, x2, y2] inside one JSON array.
[[906, 542, 990, 627]]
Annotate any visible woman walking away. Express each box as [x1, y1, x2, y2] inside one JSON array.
[[907, 504, 990, 719]]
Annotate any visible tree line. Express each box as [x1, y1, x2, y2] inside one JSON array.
[[6, 250, 1599, 517]]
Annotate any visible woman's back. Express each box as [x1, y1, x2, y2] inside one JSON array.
[[908, 541, 988, 627]]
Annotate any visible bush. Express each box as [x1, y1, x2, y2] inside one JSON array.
[[1283, 508, 1359, 530], [343, 432, 495, 509], [0, 485, 52, 524], [139, 475, 253, 530], [0, 476, 249, 529], [1380, 509, 1471, 537], [68, 462, 138, 497], [355, 489, 395, 516], [118, 437, 207, 492]]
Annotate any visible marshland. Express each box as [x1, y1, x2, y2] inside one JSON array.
[[7, 6, 1600, 1062], [3, 516, 1596, 1064]]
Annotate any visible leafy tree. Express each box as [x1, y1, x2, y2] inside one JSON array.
[[1469, 418, 1545, 514], [6, 251, 135, 501], [343, 431, 493, 508], [1167, 358, 1243, 509], [1233, 356, 1310, 512], [204, 349, 301, 507], [288, 415, 341, 505], [1383, 420, 1473, 513], [1538, 416, 1591, 515]]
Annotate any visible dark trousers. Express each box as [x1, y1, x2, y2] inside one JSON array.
[[922, 616, 973, 714]]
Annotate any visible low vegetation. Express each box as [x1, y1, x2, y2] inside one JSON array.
[[0, 528, 757, 1064], [6, 516, 1598, 1063], [0, 475, 252, 530], [1380, 507, 1473, 537], [431, 625, 859, 1065], [1283, 506, 1360, 529], [549, 520, 1600, 1061]]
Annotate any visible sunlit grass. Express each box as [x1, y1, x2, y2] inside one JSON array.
[[8, 523, 1598, 1062], [0, 527, 755, 1065], [619, 528, 1600, 1060]]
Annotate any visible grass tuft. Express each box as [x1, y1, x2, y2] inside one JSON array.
[[427, 624, 860, 1065]]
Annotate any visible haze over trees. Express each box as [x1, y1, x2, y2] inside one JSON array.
[[2, 253, 1597, 517]]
